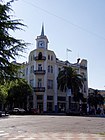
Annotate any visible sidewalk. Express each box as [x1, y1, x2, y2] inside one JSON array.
[[88, 114, 105, 118]]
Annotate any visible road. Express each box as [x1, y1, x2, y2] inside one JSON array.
[[0, 115, 105, 139]]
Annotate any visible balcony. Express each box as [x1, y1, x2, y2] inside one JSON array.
[[34, 70, 46, 75], [34, 87, 45, 92], [34, 56, 46, 61]]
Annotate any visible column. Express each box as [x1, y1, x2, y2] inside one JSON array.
[[54, 65, 58, 112], [43, 50, 47, 112], [43, 93, 47, 112]]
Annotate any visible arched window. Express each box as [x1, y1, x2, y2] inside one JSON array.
[[38, 52, 42, 60]]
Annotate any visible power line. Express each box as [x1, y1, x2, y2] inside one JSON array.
[[22, 0, 105, 41]]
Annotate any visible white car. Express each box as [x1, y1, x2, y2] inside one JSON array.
[[12, 108, 26, 115]]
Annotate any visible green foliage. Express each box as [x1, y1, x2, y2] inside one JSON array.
[[0, 1, 28, 83], [0, 84, 8, 104], [88, 90, 104, 107], [57, 66, 84, 102], [7, 79, 32, 109]]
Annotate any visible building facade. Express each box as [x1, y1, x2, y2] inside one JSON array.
[[20, 25, 88, 113]]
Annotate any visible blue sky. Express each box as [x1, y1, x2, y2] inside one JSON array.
[[4, 0, 105, 90]]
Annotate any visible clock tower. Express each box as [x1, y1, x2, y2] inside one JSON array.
[[36, 24, 49, 49]]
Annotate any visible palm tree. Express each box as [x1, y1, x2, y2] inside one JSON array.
[[57, 66, 84, 111]]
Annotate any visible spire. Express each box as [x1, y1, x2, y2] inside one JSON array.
[[41, 23, 44, 36]]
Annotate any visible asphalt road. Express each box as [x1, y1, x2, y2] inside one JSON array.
[[0, 115, 105, 139], [0, 115, 105, 133]]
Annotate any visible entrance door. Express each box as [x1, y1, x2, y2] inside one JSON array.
[[37, 102, 43, 113], [47, 102, 53, 112]]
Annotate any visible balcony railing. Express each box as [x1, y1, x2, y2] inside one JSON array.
[[34, 56, 46, 61], [34, 70, 46, 75], [33, 87, 45, 92]]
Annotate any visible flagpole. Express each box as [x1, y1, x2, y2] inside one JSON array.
[[66, 48, 72, 60], [66, 49, 68, 60]]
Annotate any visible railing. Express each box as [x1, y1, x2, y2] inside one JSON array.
[[34, 56, 46, 61], [34, 70, 46, 75], [33, 87, 45, 92]]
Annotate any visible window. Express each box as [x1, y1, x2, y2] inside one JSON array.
[[51, 55, 53, 61], [33, 55, 34, 60], [47, 96, 53, 100], [48, 65, 50, 73], [47, 79, 53, 89], [51, 66, 53, 73], [32, 65, 34, 72], [38, 64, 42, 71], [47, 102, 53, 112], [48, 65, 53, 73], [48, 55, 50, 60], [30, 79, 34, 87], [38, 52, 42, 60], [31, 56, 32, 61], [84, 86, 86, 93], [37, 95, 43, 100], [26, 67, 28, 75], [23, 69, 25, 76], [38, 79, 42, 87], [58, 67, 61, 72], [58, 96, 66, 101], [30, 65, 34, 73]]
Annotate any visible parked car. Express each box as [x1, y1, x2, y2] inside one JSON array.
[[0, 111, 2, 117], [10, 108, 26, 115]]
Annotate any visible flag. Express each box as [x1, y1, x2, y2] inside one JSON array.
[[67, 48, 72, 52]]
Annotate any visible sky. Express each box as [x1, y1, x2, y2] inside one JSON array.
[[3, 0, 105, 90]]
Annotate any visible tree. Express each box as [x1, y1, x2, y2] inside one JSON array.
[[57, 66, 84, 102], [57, 66, 85, 113], [0, 84, 8, 110], [7, 79, 33, 110], [0, 1, 28, 83], [88, 89, 104, 110]]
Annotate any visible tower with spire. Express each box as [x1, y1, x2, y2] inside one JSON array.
[[36, 24, 49, 49]]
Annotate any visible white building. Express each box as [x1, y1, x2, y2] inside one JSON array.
[[20, 25, 88, 113]]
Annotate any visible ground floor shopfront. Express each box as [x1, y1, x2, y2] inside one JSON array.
[[29, 92, 87, 114], [31, 94, 66, 113]]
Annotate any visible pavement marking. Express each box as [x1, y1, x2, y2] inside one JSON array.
[[0, 130, 9, 137], [0, 131, 4, 132], [0, 131, 105, 140], [0, 133, 9, 136]]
